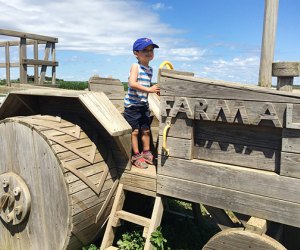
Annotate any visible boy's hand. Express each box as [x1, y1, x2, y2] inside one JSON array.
[[149, 84, 160, 94]]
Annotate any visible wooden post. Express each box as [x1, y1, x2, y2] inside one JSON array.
[[258, 0, 279, 87], [272, 62, 300, 92], [51, 42, 56, 85], [19, 37, 27, 85], [5, 42, 10, 86], [39, 41, 51, 85], [34, 40, 39, 85]]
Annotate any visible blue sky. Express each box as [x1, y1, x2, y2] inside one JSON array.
[[0, 0, 299, 84]]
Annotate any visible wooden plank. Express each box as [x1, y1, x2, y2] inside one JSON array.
[[0, 40, 47, 47], [116, 210, 151, 227], [282, 128, 300, 153], [34, 40, 39, 84], [51, 42, 56, 85], [79, 92, 131, 136], [159, 117, 193, 140], [0, 29, 58, 43], [120, 172, 156, 193], [144, 195, 164, 250], [157, 175, 300, 228], [158, 136, 193, 159], [159, 73, 300, 103], [22, 59, 58, 66], [19, 38, 27, 85], [88, 83, 124, 99], [158, 157, 300, 204], [148, 93, 160, 120], [88, 77, 122, 86], [5, 42, 10, 86], [280, 152, 300, 178], [39, 42, 51, 84]]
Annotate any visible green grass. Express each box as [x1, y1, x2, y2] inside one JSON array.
[[56, 80, 88, 90]]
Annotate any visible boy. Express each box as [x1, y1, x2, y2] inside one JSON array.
[[124, 38, 160, 169]]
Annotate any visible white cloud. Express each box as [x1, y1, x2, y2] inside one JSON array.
[[197, 56, 260, 84], [158, 47, 206, 62], [0, 0, 179, 55], [152, 3, 172, 10]]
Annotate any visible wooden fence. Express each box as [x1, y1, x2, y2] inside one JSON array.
[[0, 29, 58, 86]]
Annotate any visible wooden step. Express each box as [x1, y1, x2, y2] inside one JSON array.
[[115, 210, 151, 227]]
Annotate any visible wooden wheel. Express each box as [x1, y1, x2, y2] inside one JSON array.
[[0, 115, 118, 250], [203, 228, 286, 250]]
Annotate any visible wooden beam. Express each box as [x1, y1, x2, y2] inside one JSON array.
[[258, 0, 279, 87], [0, 29, 58, 43], [5, 41, 10, 86], [51, 42, 56, 85], [39, 42, 51, 84], [0, 63, 20, 68], [22, 59, 58, 66], [0, 40, 47, 47], [34, 41, 39, 85], [19, 38, 27, 85]]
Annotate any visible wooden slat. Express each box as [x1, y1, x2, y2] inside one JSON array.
[[22, 59, 58, 66], [157, 175, 300, 228], [39, 42, 51, 84], [79, 92, 131, 136], [158, 157, 300, 204], [116, 210, 151, 227], [158, 136, 193, 159], [0, 40, 47, 47], [0, 29, 58, 43], [159, 72, 300, 103]]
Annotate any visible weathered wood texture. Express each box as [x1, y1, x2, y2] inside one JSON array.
[[1, 90, 131, 173], [88, 76, 125, 113], [157, 70, 300, 228], [0, 115, 119, 249]]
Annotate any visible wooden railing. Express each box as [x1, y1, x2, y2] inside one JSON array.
[[0, 29, 58, 86]]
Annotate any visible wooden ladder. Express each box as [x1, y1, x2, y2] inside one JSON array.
[[101, 183, 164, 250]]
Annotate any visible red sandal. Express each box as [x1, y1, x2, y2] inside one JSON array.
[[132, 154, 148, 169], [142, 151, 154, 165]]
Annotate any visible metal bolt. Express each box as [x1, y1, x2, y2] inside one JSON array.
[[2, 178, 9, 188], [13, 187, 21, 196]]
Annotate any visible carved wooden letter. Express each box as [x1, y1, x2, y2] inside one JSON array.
[[230, 100, 249, 124], [194, 99, 210, 120], [161, 96, 174, 117], [253, 102, 282, 127], [211, 100, 231, 122], [169, 97, 193, 119]]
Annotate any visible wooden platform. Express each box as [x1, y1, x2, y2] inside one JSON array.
[[119, 164, 157, 197]]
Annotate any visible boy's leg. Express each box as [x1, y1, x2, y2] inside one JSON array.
[[141, 129, 154, 165], [131, 129, 139, 154]]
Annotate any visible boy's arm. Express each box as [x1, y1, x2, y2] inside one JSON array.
[[128, 64, 160, 94]]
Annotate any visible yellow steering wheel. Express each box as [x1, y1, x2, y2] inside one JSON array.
[[159, 61, 174, 69]]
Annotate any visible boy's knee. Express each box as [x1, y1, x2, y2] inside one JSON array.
[[132, 129, 139, 136], [141, 129, 150, 135]]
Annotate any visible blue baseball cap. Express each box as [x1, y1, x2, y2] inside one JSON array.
[[133, 38, 159, 51]]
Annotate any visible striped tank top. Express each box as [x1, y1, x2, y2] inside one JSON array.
[[124, 63, 153, 107]]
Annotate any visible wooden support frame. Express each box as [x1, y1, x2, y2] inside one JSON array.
[[0, 29, 58, 86]]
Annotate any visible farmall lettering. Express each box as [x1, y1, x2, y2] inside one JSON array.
[[161, 96, 300, 128]]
